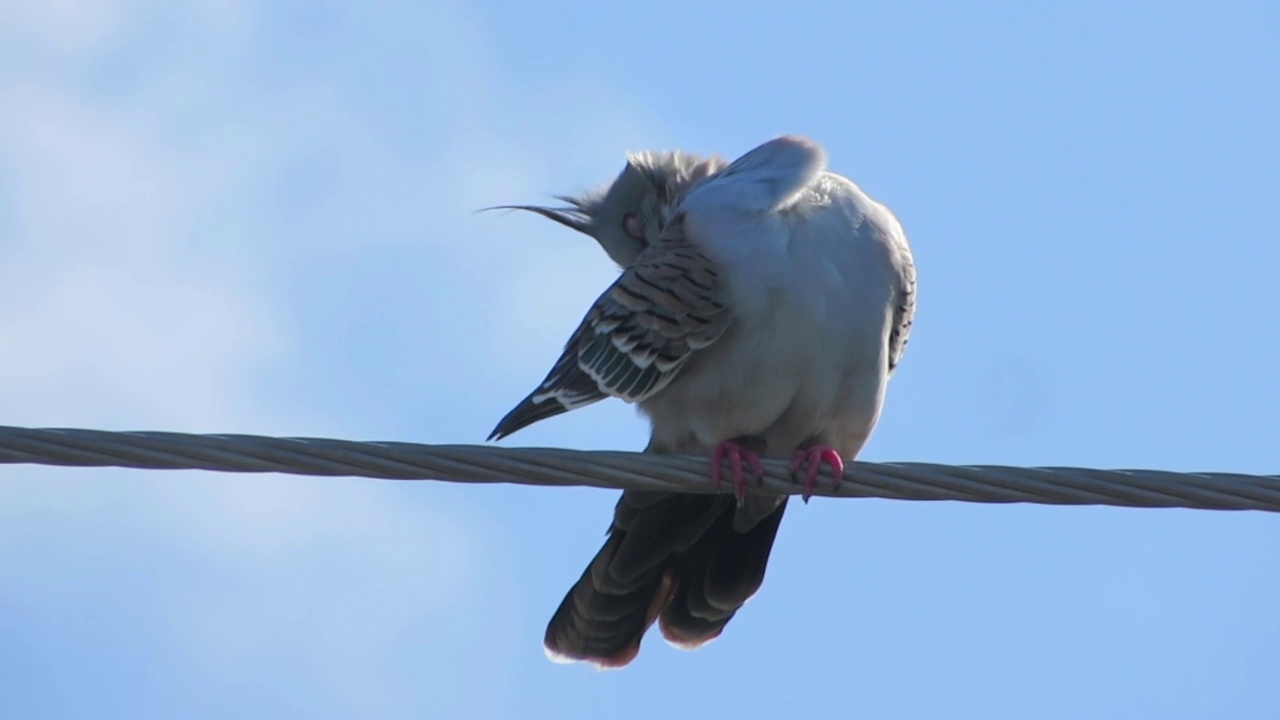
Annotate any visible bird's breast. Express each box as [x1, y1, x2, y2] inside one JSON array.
[[644, 176, 903, 456]]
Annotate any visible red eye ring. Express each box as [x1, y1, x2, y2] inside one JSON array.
[[622, 213, 644, 240]]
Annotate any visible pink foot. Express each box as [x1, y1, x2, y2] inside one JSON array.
[[789, 445, 845, 503], [710, 440, 764, 502]]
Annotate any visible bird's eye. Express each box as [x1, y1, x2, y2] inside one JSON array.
[[622, 213, 644, 241]]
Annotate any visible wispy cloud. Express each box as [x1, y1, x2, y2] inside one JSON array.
[[0, 2, 481, 714], [0, 0, 677, 714]]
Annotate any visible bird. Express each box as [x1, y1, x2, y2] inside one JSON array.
[[486, 135, 917, 669]]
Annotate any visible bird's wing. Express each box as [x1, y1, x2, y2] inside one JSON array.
[[489, 134, 827, 441], [678, 134, 826, 216], [489, 229, 732, 440]]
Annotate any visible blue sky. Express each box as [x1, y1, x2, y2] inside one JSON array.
[[1, 0, 1277, 717]]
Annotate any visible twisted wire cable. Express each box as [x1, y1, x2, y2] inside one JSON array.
[[1, 425, 1276, 512]]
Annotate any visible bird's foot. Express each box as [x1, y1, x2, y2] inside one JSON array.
[[789, 444, 845, 503], [710, 437, 765, 504]]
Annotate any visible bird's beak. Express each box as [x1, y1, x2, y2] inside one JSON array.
[[476, 202, 591, 235]]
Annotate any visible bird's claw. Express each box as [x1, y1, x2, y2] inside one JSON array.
[[789, 445, 845, 503], [710, 440, 764, 505]]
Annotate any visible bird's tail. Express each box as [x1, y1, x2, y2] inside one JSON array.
[[543, 491, 787, 668]]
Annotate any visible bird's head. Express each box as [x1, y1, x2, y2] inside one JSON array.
[[485, 150, 725, 267]]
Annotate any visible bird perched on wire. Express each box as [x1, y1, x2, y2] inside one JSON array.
[[487, 135, 917, 668]]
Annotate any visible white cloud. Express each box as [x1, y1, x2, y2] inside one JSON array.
[[1, 0, 134, 59], [0, 58, 282, 430], [0, 3, 485, 706], [0, 1, 671, 709]]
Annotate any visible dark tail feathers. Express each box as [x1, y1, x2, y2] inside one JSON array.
[[543, 492, 787, 668]]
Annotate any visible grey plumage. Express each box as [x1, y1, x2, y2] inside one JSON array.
[[484, 149, 726, 270], [488, 136, 916, 668]]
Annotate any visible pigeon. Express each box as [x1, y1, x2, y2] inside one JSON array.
[[488, 135, 917, 668]]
